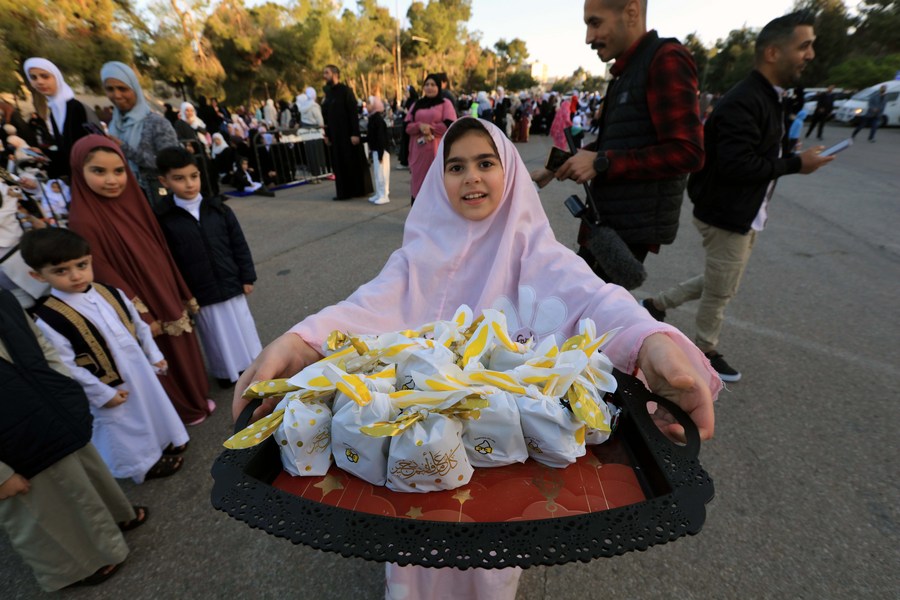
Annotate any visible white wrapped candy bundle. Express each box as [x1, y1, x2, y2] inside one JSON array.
[[414, 364, 528, 468], [362, 391, 488, 493], [325, 365, 398, 486], [517, 386, 586, 468], [223, 383, 334, 478], [273, 393, 333, 476], [225, 308, 624, 487]]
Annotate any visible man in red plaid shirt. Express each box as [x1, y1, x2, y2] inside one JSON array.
[[552, 0, 703, 285]]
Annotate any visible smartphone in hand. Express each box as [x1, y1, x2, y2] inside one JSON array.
[[545, 146, 573, 172], [819, 138, 852, 157]]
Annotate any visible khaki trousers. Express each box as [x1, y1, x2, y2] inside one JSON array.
[[654, 217, 757, 353]]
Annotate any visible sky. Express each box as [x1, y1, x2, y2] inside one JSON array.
[[328, 0, 854, 78]]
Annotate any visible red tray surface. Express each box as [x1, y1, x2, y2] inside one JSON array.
[[272, 439, 645, 523]]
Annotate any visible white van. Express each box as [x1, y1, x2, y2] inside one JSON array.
[[834, 80, 900, 127]]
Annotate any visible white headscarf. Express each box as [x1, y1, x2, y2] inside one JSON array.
[[296, 93, 311, 112], [179, 102, 206, 130], [211, 132, 228, 157], [305, 87, 317, 101], [23, 58, 75, 132]]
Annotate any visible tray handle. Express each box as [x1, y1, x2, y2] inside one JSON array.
[[615, 369, 701, 461], [234, 398, 263, 434], [647, 393, 701, 460]]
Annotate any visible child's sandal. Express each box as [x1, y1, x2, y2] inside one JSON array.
[[67, 562, 124, 587], [145, 455, 183, 480], [163, 442, 189, 456]]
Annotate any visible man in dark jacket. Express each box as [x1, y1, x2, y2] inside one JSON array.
[[644, 11, 834, 382], [550, 0, 704, 286], [805, 85, 837, 140]]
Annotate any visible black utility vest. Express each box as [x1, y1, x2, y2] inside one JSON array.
[[0, 291, 92, 479], [593, 32, 687, 245]]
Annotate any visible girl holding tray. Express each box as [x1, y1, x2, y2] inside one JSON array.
[[232, 118, 721, 599]]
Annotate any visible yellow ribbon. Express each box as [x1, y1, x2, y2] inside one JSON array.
[[566, 381, 611, 432], [361, 395, 489, 438], [241, 379, 301, 400], [223, 409, 286, 449]]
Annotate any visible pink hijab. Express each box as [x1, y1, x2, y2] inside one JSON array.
[[550, 99, 573, 150], [291, 119, 720, 390]]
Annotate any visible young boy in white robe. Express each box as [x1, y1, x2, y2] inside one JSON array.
[[155, 146, 263, 388], [22, 228, 189, 483]]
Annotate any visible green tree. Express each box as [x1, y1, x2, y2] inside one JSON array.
[[793, 0, 853, 86], [141, 0, 225, 99], [683, 33, 711, 89], [0, 0, 133, 92], [405, 0, 472, 86], [505, 71, 537, 91], [704, 28, 757, 93], [205, 0, 273, 102], [827, 53, 900, 89], [493, 37, 531, 89], [853, 0, 900, 55]]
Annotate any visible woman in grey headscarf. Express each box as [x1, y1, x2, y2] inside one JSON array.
[[101, 61, 178, 206]]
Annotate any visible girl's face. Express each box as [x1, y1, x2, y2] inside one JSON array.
[[51, 182, 62, 192], [423, 79, 439, 98], [443, 132, 504, 222], [83, 150, 128, 198], [28, 68, 58, 97], [183, 105, 195, 120]]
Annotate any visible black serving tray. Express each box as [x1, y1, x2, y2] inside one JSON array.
[[210, 368, 714, 569]]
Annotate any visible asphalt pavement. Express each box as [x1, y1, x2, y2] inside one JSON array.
[[2, 124, 898, 599]]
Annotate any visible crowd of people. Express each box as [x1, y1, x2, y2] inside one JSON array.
[[0, 0, 861, 596], [1, 56, 270, 591]]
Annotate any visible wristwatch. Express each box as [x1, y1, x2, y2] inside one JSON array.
[[594, 152, 610, 177]]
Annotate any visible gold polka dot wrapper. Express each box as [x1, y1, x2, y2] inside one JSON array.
[[270, 393, 334, 477]]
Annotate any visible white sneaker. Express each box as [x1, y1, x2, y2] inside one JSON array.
[[368, 195, 379, 203], [373, 197, 390, 205]]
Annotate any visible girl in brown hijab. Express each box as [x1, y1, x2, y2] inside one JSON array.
[[67, 135, 213, 424]]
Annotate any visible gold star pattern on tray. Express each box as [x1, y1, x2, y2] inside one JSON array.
[[405, 506, 424, 519], [313, 474, 344, 497], [452, 489, 473, 505]]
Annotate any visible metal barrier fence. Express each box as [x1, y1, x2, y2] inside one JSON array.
[[250, 128, 332, 188]]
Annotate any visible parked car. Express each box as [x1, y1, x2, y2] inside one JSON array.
[[834, 81, 900, 127]]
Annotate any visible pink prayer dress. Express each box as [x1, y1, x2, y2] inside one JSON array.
[[289, 118, 721, 599], [405, 97, 457, 198]]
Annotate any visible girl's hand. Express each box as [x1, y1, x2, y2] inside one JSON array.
[[104, 390, 129, 408], [232, 332, 322, 423], [243, 284, 254, 295], [154, 359, 168, 375], [0, 473, 30, 500], [637, 333, 715, 442]]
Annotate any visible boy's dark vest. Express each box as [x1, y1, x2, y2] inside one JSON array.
[[0, 290, 93, 479], [593, 31, 688, 245], [33, 283, 137, 387]]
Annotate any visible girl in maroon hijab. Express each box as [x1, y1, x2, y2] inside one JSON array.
[[67, 135, 213, 424]]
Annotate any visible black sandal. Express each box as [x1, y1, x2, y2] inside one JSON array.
[[145, 455, 183, 480], [67, 562, 123, 587], [118, 506, 149, 531], [163, 441, 189, 456]]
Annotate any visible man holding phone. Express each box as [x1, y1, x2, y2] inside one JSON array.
[[643, 11, 834, 383], [540, 0, 704, 286]]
